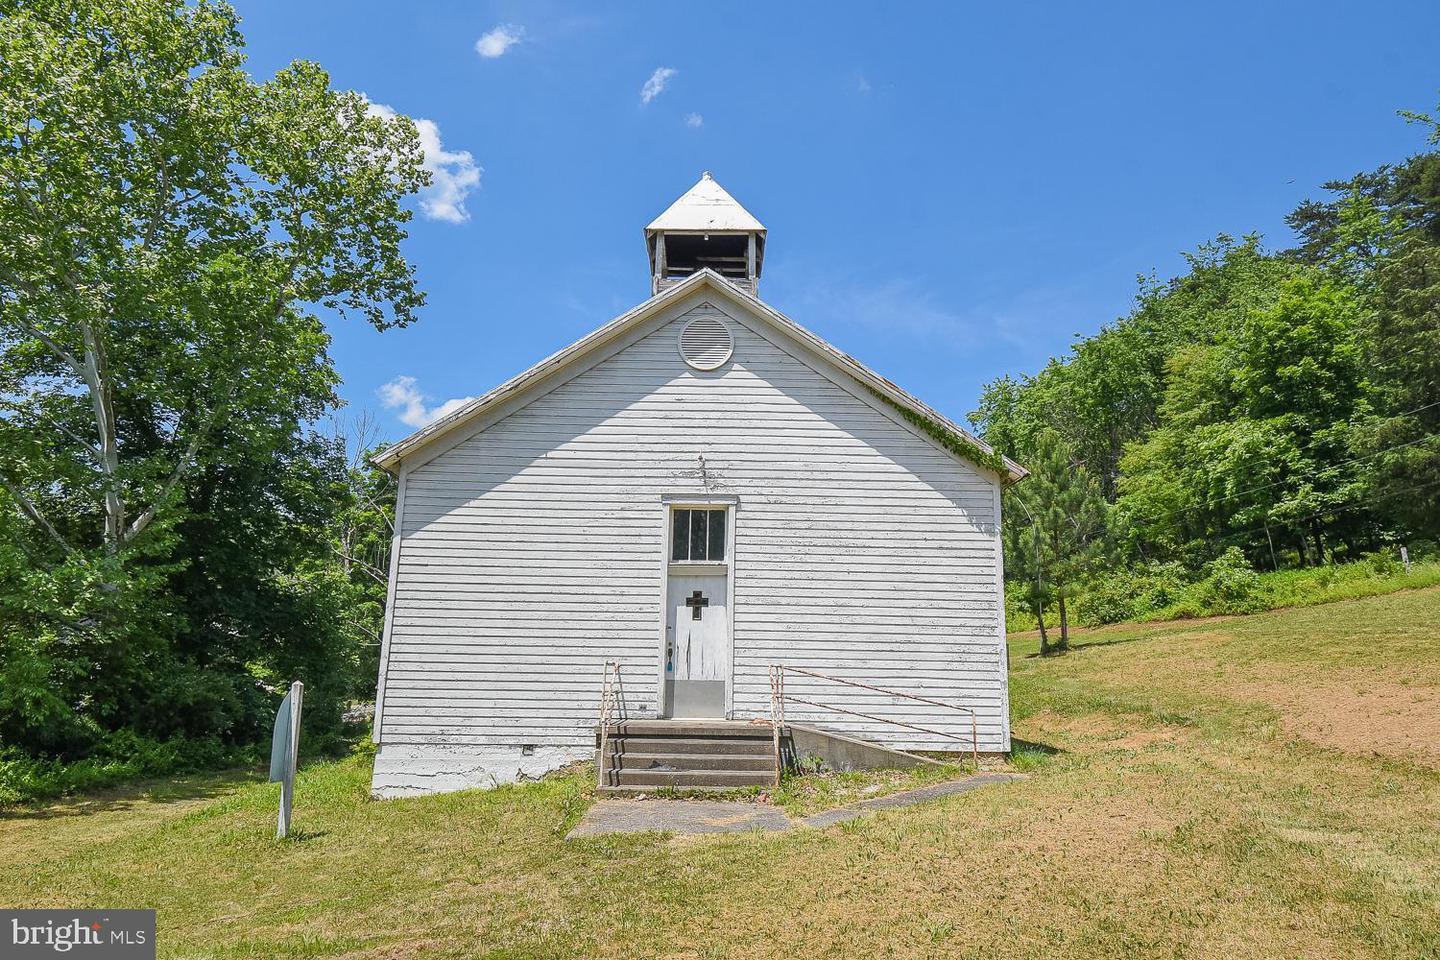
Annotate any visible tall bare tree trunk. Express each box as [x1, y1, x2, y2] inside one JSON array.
[[1036, 600, 1050, 656], [1057, 593, 1070, 652], [78, 314, 125, 552]]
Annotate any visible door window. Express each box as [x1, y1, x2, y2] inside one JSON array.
[[671, 508, 726, 562]]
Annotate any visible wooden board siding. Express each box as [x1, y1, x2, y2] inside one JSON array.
[[374, 293, 1008, 791]]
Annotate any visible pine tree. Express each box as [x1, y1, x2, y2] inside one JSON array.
[[1005, 430, 1109, 654]]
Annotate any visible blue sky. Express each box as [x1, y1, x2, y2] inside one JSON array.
[[234, 1, 1440, 441]]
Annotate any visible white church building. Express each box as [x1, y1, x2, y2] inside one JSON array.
[[370, 174, 1026, 797]]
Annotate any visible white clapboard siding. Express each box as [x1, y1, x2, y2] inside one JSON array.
[[375, 291, 1009, 785]]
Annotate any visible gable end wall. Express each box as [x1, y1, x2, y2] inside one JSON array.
[[371, 293, 1009, 797]]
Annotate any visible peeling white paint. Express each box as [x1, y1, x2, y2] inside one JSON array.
[[370, 743, 589, 798]]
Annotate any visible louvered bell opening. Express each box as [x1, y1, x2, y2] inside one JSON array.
[[662, 233, 750, 281], [678, 316, 734, 371]]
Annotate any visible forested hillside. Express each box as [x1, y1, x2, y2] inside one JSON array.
[[977, 102, 1440, 649]]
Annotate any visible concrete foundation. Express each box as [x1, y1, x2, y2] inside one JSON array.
[[369, 743, 589, 799], [371, 720, 957, 799]]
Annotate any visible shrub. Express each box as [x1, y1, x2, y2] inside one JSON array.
[[1078, 573, 1139, 626], [1189, 548, 1264, 615], [1079, 561, 1193, 626], [1364, 549, 1400, 578], [0, 732, 255, 807], [1014, 554, 1440, 636]]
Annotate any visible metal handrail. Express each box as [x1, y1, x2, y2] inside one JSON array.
[[595, 660, 622, 788], [771, 664, 980, 764], [767, 664, 786, 787]]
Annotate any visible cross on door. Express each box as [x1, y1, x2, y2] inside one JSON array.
[[685, 590, 709, 620]]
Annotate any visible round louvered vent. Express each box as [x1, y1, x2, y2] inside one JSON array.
[[677, 315, 734, 370]]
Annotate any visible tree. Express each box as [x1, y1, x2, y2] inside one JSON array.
[[973, 237, 1297, 501], [0, 0, 425, 560], [1115, 271, 1370, 567], [978, 103, 1440, 621], [1004, 430, 1108, 654], [1289, 102, 1440, 542], [327, 413, 398, 700], [0, 0, 427, 758]]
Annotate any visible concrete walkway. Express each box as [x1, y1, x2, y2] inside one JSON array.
[[796, 772, 1023, 828], [566, 772, 1024, 839]]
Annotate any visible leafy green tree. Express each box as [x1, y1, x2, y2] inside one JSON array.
[[1289, 102, 1440, 542], [979, 103, 1440, 613], [974, 237, 1297, 500], [0, 0, 426, 758], [1004, 430, 1108, 653], [1116, 272, 1370, 566], [327, 414, 399, 702]]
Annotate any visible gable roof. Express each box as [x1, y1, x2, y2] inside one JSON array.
[[373, 270, 1027, 484], [645, 172, 767, 235]]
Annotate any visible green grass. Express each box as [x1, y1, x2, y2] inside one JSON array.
[[1007, 556, 1440, 632], [4, 586, 1440, 958], [1247, 557, 1440, 610]]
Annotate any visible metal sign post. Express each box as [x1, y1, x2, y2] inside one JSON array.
[[269, 680, 303, 839]]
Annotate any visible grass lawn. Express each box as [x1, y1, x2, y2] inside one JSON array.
[[4, 588, 1440, 958]]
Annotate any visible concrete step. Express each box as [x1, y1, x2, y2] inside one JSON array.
[[601, 719, 775, 738], [612, 769, 777, 788], [603, 736, 775, 756], [596, 722, 781, 788], [605, 751, 776, 772], [596, 783, 755, 795]]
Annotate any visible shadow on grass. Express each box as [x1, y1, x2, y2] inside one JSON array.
[[0, 767, 261, 822], [1010, 737, 1063, 757], [1016, 627, 1180, 661]]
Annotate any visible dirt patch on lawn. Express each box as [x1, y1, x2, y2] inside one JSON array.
[[1025, 711, 1187, 752], [1234, 676, 1440, 767], [1027, 619, 1440, 769]]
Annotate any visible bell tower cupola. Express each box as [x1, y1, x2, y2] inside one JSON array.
[[646, 172, 766, 296]]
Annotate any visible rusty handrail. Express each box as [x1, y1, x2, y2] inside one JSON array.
[[767, 665, 785, 788], [773, 664, 979, 764], [595, 660, 621, 788]]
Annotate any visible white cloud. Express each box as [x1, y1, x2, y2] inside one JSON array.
[[854, 72, 872, 95], [378, 376, 477, 428], [640, 67, 677, 104], [365, 100, 481, 224], [684, 112, 704, 128], [475, 24, 524, 58]]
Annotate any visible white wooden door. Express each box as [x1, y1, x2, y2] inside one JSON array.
[[665, 572, 730, 717]]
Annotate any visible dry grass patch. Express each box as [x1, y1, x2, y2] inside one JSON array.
[[1227, 672, 1440, 765], [1028, 710, 1189, 752], [1011, 586, 1440, 764]]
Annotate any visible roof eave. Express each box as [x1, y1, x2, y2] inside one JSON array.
[[372, 268, 1028, 484], [371, 271, 721, 472], [644, 226, 767, 236], [706, 276, 1028, 485]]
